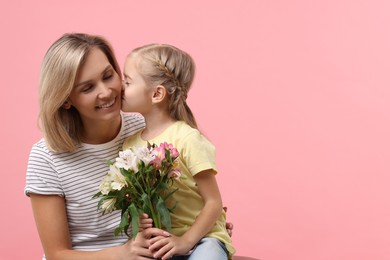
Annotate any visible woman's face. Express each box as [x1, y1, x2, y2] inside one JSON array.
[[68, 48, 122, 125]]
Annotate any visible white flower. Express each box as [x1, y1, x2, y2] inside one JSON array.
[[107, 165, 127, 191], [115, 149, 139, 172], [134, 146, 155, 165], [99, 175, 112, 195], [101, 198, 117, 213]]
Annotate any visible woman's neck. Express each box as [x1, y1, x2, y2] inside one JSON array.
[[81, 115, 122, 144], [141, 110, 175, 141]]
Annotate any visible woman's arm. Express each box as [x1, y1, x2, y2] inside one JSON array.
[[149, 169, 222, 259], [30, 194, 167, 260]]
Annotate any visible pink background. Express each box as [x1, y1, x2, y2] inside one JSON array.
[[1, 1, 390, 259]]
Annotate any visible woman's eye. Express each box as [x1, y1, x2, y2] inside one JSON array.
[[103, 74, 113, 80], [81, 84, 93, 92]]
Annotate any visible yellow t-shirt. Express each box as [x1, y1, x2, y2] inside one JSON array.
[[123, 121, 235, 258]]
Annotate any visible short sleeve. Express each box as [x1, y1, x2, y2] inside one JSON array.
[[180, 131, 217, 176], [24, 142, 64, 197]]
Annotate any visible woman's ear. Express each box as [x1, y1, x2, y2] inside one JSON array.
[[62, 100, 72, 109], [151, 85, 166, 104]]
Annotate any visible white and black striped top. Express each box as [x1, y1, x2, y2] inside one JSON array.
[[25, 113, 145, 252]]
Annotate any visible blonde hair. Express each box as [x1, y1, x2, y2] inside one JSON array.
[[129, 44, 198, 129], [39, 33, 121, 153]]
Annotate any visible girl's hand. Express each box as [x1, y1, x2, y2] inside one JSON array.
[[149, 233, 193, 260], [138, 213, 153, 232], [120, 228, 170, 260]]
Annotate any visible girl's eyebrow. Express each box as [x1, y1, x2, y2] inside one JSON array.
[[75, 65, 112, 87], [123, 74, 132, 80]]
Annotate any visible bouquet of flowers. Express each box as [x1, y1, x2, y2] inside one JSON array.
[[93, 142, 181, 238]]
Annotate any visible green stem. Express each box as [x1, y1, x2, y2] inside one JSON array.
[[149, 198, 161, 229], [132, 173, 146, 195]]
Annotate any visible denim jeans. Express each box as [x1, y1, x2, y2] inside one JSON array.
[[171, 237, 228, 260]]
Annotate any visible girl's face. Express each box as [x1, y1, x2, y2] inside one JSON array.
[[122, 56, 154, 114], [68, 48, 122, 125]]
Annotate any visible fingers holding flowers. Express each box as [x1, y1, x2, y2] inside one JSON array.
[[149, 233, 193, 260], [121, 227, 170, 259], [138, 213, 153, 232], [121, 234, 153, 259]]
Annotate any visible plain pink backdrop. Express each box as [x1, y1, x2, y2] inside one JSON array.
[[1, 1, 390, 259]]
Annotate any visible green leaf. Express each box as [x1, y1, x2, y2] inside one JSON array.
[[105, 159, 114, 166], [114, 208, 130, 237], [163, 187, 178, 201], [92, 191, 102, 199], [129, 203, 140, 238], [156, 197, 171, 231]]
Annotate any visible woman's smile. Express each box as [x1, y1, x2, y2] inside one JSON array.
[[96, 97, 116, 109]]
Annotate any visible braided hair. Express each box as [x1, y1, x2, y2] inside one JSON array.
[[129, 44, 198, 129]]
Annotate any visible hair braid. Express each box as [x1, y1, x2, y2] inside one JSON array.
[[131, 44, 197, 128]]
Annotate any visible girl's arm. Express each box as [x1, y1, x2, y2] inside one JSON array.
[[149, 169, 222, 259], [30, 194, 167, 260]]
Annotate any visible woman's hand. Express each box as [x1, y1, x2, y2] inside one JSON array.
[[223, 206, 234, 237], [148, 233, 193, 260], [119, 228, 171, 260]]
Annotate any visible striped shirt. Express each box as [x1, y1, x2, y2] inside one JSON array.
[[24, 112, 145, 252]]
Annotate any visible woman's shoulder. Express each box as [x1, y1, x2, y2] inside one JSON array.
[[122, 112, 145, 122], [30, 138, 51, 154], [27, 138, 58, 166], [122, 112, 146, 131], [29, 138, 84, 160]]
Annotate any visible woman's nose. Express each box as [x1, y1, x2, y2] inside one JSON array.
[[97, 83, 112, 98]]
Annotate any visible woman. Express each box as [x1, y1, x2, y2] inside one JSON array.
[[25, 33, 232, 260], [25, 33, 170, 260]]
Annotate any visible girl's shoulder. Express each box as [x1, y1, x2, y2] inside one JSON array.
[[169, 121, 199, 137], [164, 121, 212, 146]]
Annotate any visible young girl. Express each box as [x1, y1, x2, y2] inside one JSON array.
[[121, 44, 235, 260]]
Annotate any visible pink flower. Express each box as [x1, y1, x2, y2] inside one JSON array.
[[161, 142, 170, 149], [168, 168, 182, 179], [151, 145, 166, 168], [158, 142, 179, 158], [170, 147, 179, 158], [94, 141, 182, 238]]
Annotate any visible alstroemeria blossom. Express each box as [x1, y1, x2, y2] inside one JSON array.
[[99, 175, 112, 195], [101, 198, 117, 213], [115, 149, 138, 172], [170, 147, 179, 158], [108, 165, 127, 190], [94, 142, 182, 238], [134, 146, 155, 165], [151, 145, 166, 168], [168, 168, 182, 179]]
